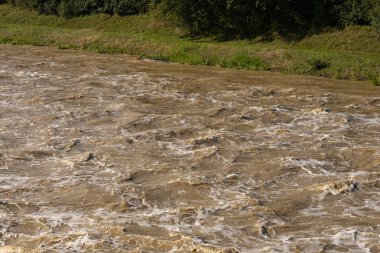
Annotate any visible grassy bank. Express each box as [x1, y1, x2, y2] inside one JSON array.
[[0, 4, 379, 84]]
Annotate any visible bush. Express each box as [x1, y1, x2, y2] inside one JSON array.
[[339, 0, 373, 26], [112, 0, 150, 16], [308, 58, 330, 71], [370, 1, 380, 33], [6, 0, 151, 16], [57, 0, 101, 17], [158, 0, 378, 39], [158, 0, 275, 39], [6, 0, 36, 9], [4, 0, 379, 38]]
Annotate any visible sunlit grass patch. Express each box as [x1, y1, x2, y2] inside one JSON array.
[[0, 4, 378, 83]]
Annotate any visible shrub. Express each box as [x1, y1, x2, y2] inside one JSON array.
[[4, 0, 379, 38], [112, 0, 150, 16], [369, 1, 380, 33], [339, 0, 373, 26], [308, 58, 330, 71], [6, 0, 151, 16]]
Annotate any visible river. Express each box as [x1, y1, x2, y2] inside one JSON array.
[[0, 45, 379, 252]]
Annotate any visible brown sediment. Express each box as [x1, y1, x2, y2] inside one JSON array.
[[0, 45, 379, 252]]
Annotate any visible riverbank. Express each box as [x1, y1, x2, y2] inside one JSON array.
[[0, 4, 379, 84]]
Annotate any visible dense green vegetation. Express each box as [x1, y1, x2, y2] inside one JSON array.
[[160, 0, 380, 39], [0, 2, 379, 84], [3, 0, 380, 39], [4, 0, 151, 16]]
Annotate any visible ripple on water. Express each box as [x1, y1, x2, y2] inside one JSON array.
[[0, 45, 379, 252]]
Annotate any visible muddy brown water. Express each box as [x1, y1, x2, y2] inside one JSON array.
[[0, 45, 379, 252]]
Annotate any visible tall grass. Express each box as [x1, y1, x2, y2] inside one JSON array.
[[0, 4, 379, 83]]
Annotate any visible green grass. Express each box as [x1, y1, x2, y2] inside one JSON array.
[[0, 4, 379, 83]]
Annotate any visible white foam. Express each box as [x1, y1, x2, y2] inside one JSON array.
[[65, 234, 95, 251], [282, 157, 333, 175]]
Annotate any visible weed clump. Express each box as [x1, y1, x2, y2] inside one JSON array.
[[308, 58, 330, 71]]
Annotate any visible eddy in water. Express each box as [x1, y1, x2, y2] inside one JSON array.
[[0, 45, 379, 252]]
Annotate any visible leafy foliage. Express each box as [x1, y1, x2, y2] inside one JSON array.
[[370, 0, 380, 33], [3, 0, 380, 38], [159, 0, 380, 39], [5, 0, 151, 16]]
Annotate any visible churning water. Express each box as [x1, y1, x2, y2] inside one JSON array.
[[0, 45, 379, 252]]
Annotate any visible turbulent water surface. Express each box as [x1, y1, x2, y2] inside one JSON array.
[[0, 45, 379, 252]]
